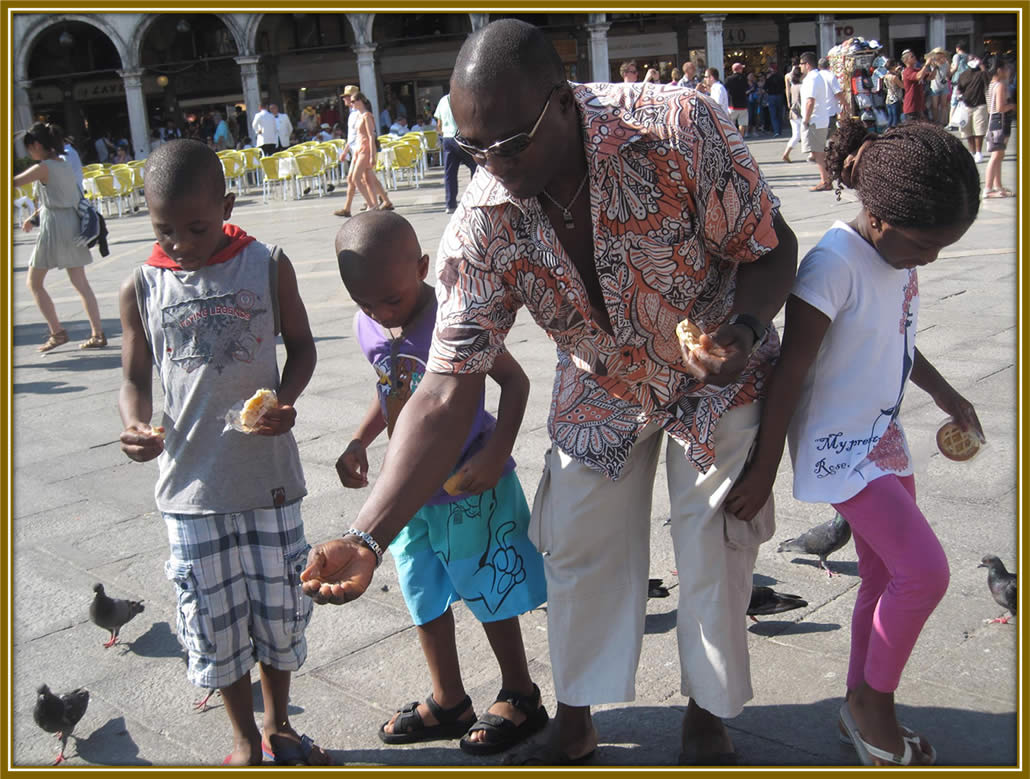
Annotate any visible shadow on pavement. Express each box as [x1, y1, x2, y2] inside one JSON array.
[[124, 622, 186, 661], [784, 558, 859, 578], [13, 380, 89, 395], [644, 608, 677, 635], [13, 318, 123, 349], [748, 619, 841, 637], [73, 716, 152, 766]]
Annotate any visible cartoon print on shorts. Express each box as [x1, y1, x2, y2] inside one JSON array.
[[441, 488, 526, 616], [161, 289, 267, 373], [373, 351, 425, 436]]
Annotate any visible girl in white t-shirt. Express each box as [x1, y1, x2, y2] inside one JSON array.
[[726, 119, 984, 767]]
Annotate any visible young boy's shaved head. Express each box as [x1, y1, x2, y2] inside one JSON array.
[[335, 210, 423, 285], [144, 139, 225, 203]]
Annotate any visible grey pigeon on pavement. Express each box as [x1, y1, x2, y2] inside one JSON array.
[[33, 684, 89, 765], [979, 554, 1017, 624], [89, 582, 144, 648], [776, 513, 852, 577], [747, 586, 808, 622]]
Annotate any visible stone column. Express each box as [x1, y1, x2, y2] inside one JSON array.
[[236, 55, 262, 145], [119, 69, 150, 161], [585, 15, 611, 83], [354, 43, 380, 131], [469, 14, 489, 33], [927, 14, 947, 52], [14, 80, 35, 159], [701, 14, 726, 76], [818, 14, 836, 56]]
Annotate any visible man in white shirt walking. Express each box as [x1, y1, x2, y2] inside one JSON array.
[[252, 104, 278, 155], [818, 57, 847, 139], [434, 91, 477, 214], [800, 52, 832, 191], [704, 67, 729, 113]]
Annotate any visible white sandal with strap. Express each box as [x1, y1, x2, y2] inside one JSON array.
[[838, 703, 937, 766]]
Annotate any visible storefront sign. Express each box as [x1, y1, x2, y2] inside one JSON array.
[[688, 20, 779, 47], [26, 76, 164, 106], [74, 80, 126, 100], [608, 32, 678, 60], [790, 17, 881, 47], [26, 85, 62, 104]]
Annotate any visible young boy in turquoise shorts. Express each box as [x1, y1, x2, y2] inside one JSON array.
[[334, 210, 548, 756]]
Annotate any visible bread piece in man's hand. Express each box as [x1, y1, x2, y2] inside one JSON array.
[[676, 318, 704, 352]]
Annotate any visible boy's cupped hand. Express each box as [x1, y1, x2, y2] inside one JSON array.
[[448, 448, 505, 496], [336, 440, 369, 488], [301, 538, 376, 605], [120, 423, 164, 462]]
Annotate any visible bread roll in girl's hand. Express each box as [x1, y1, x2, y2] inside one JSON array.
[[936, 419, 984, 462], [239, 388, 278, 430]]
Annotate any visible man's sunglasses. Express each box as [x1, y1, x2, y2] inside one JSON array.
[[454, 84, 562, 161]]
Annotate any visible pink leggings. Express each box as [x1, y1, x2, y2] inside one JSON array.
[[832, 474, 950, 693]]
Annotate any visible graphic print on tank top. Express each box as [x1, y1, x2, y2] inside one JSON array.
[[160, 288, 268, 373], [865, 269, 917, 471]]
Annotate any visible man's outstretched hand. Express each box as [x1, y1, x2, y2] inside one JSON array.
[[300, 538, 377, 605]]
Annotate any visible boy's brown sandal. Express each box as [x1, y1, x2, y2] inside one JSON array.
[[38, 329, 68, 353]]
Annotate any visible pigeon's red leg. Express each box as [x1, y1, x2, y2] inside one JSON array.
[[103, 634, 118, 648], [54, 734, 67, 765], [821, 560, 837, 578], [193, 689, 216, 711], [987, 616, 1011, 624], [749, 615, 758, 623]]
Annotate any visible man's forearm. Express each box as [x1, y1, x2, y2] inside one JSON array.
[[352, 371, 483, 547], [732, 212, 798, 326]]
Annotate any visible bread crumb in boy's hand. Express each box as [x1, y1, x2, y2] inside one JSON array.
[[442, 471, 465, 496]]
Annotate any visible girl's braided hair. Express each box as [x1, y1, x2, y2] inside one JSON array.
[[826, 117, 981, 228]]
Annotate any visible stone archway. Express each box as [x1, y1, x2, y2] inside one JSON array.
[[15, 13, 128, 81], [17, 15, 128, 155]]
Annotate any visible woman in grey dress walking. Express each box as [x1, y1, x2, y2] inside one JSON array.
[[15, 122, 106, 352]]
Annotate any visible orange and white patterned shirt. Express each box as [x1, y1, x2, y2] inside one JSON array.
[[428, 81, 782, 480]]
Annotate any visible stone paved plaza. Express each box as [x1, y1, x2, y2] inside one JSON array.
[[8, 131, 1021, 767]]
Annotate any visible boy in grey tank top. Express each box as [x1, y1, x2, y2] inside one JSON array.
[[117, 140, 327, 766]]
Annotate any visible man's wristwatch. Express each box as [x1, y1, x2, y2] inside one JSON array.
[[728, 313, 768, 353]]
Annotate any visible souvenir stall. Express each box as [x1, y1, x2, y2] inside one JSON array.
[[827, 37, 889, 132]]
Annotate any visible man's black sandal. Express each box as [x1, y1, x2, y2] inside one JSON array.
[[378, 694, 475, 744], [459, 683, 549, 756]]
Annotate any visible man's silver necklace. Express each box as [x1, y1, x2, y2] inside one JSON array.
[[540, 172, 589, 230]]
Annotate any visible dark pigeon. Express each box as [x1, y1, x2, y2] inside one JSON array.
[[979, 554, 1017, 624], [747, 586, 808, 622], [33, 684, 89, 764], [647, 578, 670, 598], [776, 513, 852, 577], [89, 583, 144, 648]]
